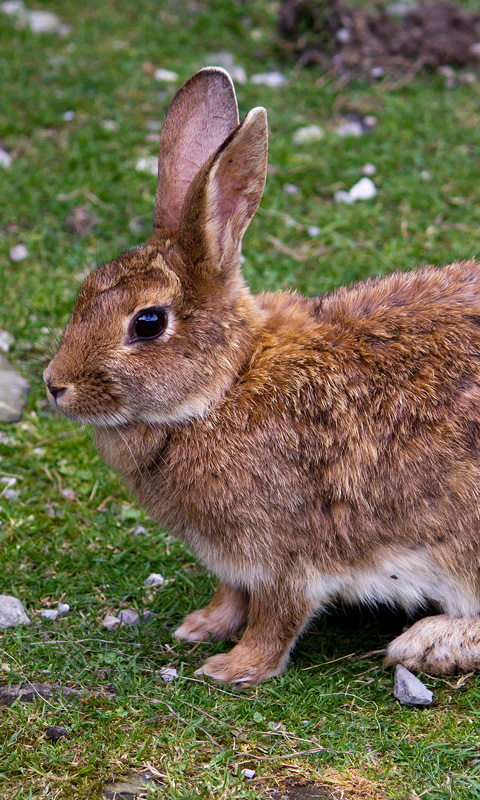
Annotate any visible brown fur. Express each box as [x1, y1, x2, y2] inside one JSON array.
[[44, 68, 480, 686]]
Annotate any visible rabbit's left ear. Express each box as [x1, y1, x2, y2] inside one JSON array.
[[178, 106, 268, 273]]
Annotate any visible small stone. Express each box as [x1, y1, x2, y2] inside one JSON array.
[[26, 9, 70, 35], [0, 358, 29, 422], [362, 163, 377, 176], [293, 124, 324, 145], [135, 156, 158, 176], [386, 1, 418, 17], [470, 42, 480, 57], [349, 177, 377, 201], [101, 119, 119, 132], [283, 183, 298, 195], [153, 67, 179, 83], [0, 149, 12, 168], [60, 488, 76, 500], [336, 121, 364, 138], [57, 602, 70, 615], [102, 614, 120, 631], [371, 66, 385, 78], [307, 225, 321, 237], [393, 664, 433, 706], [0, 331, 13, 353], [1, 1, 25, 15], [420, 170, 431, 181], [144, 573, 164, 587], [118, 608, 141, 626], [251, 71, 287, 88], [336, 27, 351, 43], [133, 525, 148, 536], [159, 667, 178, 682], [241, 768, 256, 780], [0, 595, 30, 628], [62, 110, 75, 121], [334, 190, 354, 205], [45, 725, 68, 741], [9, 244, 28, 261], [40, 609, 59, 621]]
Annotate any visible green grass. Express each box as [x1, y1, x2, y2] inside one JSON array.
[[2, 1, 480, 798]]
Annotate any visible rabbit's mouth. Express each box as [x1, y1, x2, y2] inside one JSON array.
[[44, 372, 131, 428]]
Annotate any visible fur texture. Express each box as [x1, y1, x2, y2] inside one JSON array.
[[44, 68, 480, 686]]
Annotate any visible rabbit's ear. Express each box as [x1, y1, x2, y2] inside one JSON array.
[[153, 67, 239, 235], [178, 106, 268, 274]]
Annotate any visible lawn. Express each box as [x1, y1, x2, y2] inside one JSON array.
[[1, 1, 480, 798]]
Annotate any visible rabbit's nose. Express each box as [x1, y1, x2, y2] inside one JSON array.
[[46, 381, 67, 403]]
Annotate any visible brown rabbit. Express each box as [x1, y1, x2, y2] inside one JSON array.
[[44, 67, 480, 686]]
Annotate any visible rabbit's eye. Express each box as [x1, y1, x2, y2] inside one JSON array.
[[131, 307, 167, 341]]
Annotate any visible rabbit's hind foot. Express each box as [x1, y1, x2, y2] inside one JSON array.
[[385, 614, 480, 674]]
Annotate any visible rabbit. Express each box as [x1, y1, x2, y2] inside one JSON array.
[[44, 66, 480, 687]]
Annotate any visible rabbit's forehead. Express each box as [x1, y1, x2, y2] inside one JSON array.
[[75, 247, 182, 317]]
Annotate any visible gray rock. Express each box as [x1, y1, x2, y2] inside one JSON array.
[[144, 573, 164, 587], [159, 667, 178, 682], [40, 609, 59, 621], [0, 595, 30, 628], [118, 608, 151, 627], [393, 664, 433, 706], [102, 614, 120, 631], [45, 725, 68, 741], [0, 357, 29, 422], [57, 602, 70, 615]]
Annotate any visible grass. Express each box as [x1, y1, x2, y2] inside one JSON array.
[[1, 0, 480, 798]]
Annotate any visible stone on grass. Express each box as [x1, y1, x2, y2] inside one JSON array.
[[393, 664, 433, 706], [336, 120, 364, 137], [102, 614, 120, 631], [292, 125, 324, 145], [349, 177, 377, 201], [45, 725, 68, 741], [118, 608, 151, 627], [153, 67, 179, 83], [135, 156, 158, 176], [0, 149, 12, 168], [144, 573, 164, 587], [251, 71, 287, 87], [57, 602, 70, 615], [0, 357, 29, 422], [0, 331, 13, 353], [0, 595, 30, 628], [362, 163, 377, 176], [241, 768, 256, 780], [159, 667, 178, 682], [40, 609, 59, 621], [9, 244, 28, 261]]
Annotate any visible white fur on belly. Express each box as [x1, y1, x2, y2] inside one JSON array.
[[304, 546, 479, 617]]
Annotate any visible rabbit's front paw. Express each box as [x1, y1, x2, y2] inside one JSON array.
[[195, 643, 288, 687], [175, 583, 248, 643]]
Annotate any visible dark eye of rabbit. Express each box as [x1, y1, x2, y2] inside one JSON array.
[[131, 307, 167, 341]]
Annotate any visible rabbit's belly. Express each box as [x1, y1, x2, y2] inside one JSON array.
[[305, 545, 479, 617]]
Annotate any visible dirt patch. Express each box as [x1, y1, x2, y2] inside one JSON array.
[[269, 769, 390, 800], [278, 0, 480, 78]]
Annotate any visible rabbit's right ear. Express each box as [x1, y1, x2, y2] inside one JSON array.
[[153, 67, 239, 236]]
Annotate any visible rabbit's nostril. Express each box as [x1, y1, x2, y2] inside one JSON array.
[[47, 382, 67, 403]]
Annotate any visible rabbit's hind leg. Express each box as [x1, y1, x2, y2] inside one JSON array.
[[385, 614, 480, 674], [175, 582, 249, 643]]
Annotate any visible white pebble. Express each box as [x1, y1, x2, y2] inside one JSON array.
[[334, 190, 354, 205], [60, 488, 76, 500], [420, 170, 431, 181], [101, 119, 119, 132], [251, 71, 287, 88], [57, 602, 70, 615], [154, 68, 179, 83], [283, 183, 298, 195], [62, 110, 75, 121], [133, 525, 148, 536], [135, 156, 158, 176], [371, 66, 384, 78], [10, 244, 28, 262], [336, 121, 364, 138], [32, 447, 46, 456], [293, 124, 324, 145], [307, 225, 321, 237], [40, 609, 58, 621], [102, 614, 120, 631], [160, 667, 178, 682], [336, 27, 351, 43], [0, 148, 12, 168], [2, 1, 25, 15], [144, 573, 164, 587], [27, 10, 70, 35], [0, 330, 13, 352], [241, 768, 256, 780], [348, 177, 377, 201], [362, 163, 377, 176]]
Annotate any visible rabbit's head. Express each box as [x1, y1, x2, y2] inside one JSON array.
[[44, 68, 268, 427]]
